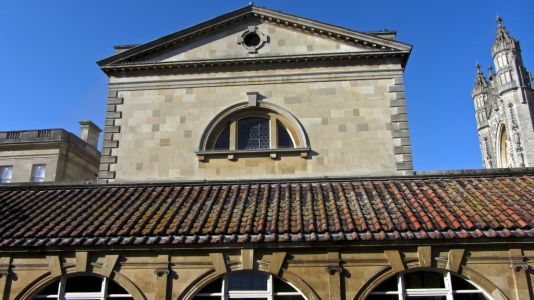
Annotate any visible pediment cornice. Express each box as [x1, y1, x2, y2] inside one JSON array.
[[98, 5, 411, 70], [100, 50, 409, 75]]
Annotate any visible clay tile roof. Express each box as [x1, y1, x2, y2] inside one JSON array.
[[0, 171, 533, 248]]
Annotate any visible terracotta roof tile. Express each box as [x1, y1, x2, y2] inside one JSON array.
[[0, 173, 533, 247]]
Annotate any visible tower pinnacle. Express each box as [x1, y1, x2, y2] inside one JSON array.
[[494, 16, 514, 44], [474, 64, 488, 87]]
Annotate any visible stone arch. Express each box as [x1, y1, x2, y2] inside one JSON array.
[[278, 269, 321, 300], [15, 270, 146, 300], [460, 266, 509, 300], [353, 266, 507, 300], [179, 269, 220, 300], [353, 266, 394, 300], [198, 101, 310, 151], [179, 269, 319, 300]]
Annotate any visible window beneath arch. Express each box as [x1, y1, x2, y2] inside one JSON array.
[[33, 275, 133, 300], [198, 106, 309, 161], [214, 115, 295, 151], [194, 271, 305, 299], [237, 117, 271, 150], [366, 271, 489, 300]]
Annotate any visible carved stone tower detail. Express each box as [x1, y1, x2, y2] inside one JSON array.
[[472, 17, 534, 168]]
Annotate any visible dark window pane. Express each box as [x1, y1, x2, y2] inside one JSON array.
[[405, 272, 444, 289], [244, 33, 261, 47], [108, 298, 134, 300], [35, 280, 59, 295], [108, 279, 130, 294], [407, 297, 446, 300], [193, 297, 219, 300], [366, 295, 398, 300], [277, 122, 294, 148], [371, 276, 398, 292], [273, 277, 298, 293], [214, 126, 230, 150], [199, 278, 223, 293], [227, 272, 268, 291], [451, 275, 477, 291], [65, 276, 102, 292], [453, 294, 488, 300], [238, 117, 269, 150]]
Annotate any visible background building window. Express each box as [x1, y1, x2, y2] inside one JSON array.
[[33, 275, 133, 299], [31, 164, 46, 182], [0, 166, 13, 183], [366, 270, 488, 300], [194, 271, 305, 299]]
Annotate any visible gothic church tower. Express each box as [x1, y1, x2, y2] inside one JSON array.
[[473, 17, 534, 168]]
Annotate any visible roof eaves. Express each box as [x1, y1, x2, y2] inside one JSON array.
[[1, 167, 533, 190]]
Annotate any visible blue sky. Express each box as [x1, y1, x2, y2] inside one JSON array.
[[1, 1, 532, 171]]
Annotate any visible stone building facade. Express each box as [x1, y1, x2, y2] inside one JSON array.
[[0, 121, 101, 183], [97, 5, 413, 182], [0, 5, 533, 300], [472, 18, 534, 168]]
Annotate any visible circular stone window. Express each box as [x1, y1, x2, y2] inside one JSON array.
[[238, 27, 267, 53], [243, 32, 261, 48]]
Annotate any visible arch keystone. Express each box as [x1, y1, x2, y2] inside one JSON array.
[[446, 249, 465, 273], [209, 253, 227, 274], [268, 252, 287, 275]]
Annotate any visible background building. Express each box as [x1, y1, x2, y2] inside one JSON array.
[[472, 17, 534, 168], [0, 121, 101, 183]]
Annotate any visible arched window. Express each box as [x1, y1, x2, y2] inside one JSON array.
[[497, 124, 513, 168], [33, 275, 133, 299], [198, 102, 309, 160], [194, 271, 305, 299], [209, 111, 296, 151], [365, 270, 489, 300]]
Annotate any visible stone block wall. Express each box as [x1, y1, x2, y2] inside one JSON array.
[[100, 63, 413, 181]]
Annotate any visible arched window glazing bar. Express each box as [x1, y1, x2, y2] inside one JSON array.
[[32, 275, 133, 300], [194, 271, 306, 300], [365, 270, 490, 300]]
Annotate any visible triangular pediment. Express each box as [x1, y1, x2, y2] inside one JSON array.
[[98, 5, 411, 70]]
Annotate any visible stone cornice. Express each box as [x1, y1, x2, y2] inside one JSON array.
[[0, 130, 100, 161], [108, 69, 404, 91], [101, 50, 410, 75]]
